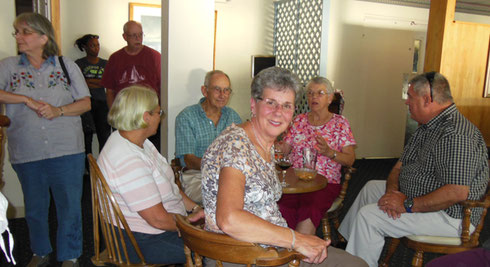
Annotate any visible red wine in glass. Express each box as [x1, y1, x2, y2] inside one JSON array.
[[277, 161, 292, 170]]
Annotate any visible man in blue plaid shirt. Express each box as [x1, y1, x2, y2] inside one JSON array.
[[339, 72, 489, 267], [175, 70, 242, 203]]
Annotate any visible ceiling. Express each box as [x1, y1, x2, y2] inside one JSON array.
[[358, 0, 490, 16]]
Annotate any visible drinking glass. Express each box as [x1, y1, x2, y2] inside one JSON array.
[[274, 149, 291, 187], [303, 147, 317, 171]]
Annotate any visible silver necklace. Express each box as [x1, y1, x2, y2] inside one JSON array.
[[251, 120, 270, 156]]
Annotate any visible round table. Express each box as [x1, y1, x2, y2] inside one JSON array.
[[280, 168, 327, 194]]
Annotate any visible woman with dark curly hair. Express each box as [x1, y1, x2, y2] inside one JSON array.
[[74, 34, 111, 160]]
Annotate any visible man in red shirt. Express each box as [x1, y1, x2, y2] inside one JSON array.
[[102, 20, 161, 149]]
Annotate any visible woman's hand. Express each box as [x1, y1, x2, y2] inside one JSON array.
[[24, 97, 42, 114], [314, 133, 335, 158], [294, 232, 330, 264], [37, 101, 62, 120], [188, 207, 205, 222]]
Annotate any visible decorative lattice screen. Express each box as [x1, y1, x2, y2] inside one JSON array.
[[274, 0, 323, 114]]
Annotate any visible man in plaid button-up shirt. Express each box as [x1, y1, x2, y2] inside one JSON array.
[[175, 70, 242, 203], [339, 72, 489, 267]]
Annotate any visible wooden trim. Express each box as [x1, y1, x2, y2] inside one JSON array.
[[129, 2, 161, 20], [50, 0, 61, 54], [424, 0, 456, 72]]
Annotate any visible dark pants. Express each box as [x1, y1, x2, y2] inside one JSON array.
[[120, 229, 185, 264], [84, 99, 111, 155]]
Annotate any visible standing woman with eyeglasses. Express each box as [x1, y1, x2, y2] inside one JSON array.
[[0, 13, 90, 267], [276, 76, 356, 236], [74, 34, 111, 166]]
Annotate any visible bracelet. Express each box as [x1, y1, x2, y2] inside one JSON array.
[[330, 151, 337, 160], [289, 228, 296, 251], [59, 106, 64, 117]]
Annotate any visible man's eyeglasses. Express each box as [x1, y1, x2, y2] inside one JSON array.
[[306, 90, 328, 97], [257, 97, 295, 113], [12, 29, 36, 37], [150, 109, 165, 118], [424, 71, 436, 102], [208, 86, 232, 95], [126, 33, 144, 39]]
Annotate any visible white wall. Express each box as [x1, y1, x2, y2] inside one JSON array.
[[164, 0, 215, 159], [60, 0, 161, 62], [326, 0, 430, 158], [214, 0, 275, 120]]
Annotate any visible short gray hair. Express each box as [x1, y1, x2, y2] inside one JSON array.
[[14, 13, 59, 59], [251, 67, 301, 101], [204, 70, 230, 87], [306, 76, 334, 94], [108, 85, 159, 131], [409, 72, 453, 104]]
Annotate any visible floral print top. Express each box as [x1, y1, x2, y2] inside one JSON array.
[[283, 113, 356, 184], [201, 124, 288, 234]]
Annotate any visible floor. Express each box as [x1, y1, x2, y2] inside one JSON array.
[[2, 158, 489, 266]]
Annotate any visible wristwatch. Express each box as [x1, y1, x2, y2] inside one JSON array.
[[404, 198, 414, 213]]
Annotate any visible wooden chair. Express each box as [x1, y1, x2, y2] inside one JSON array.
[[380, 179, 490, 267], [175, 214, 303, 267], [170, 158, 184, 191], [321, 91, 356, 244], [321, 167, 355, 243], [88, 154, 158, 267], [0, 115, 10, 188]]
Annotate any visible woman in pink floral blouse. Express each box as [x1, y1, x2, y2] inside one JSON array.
[[278, 76, 356, 235]]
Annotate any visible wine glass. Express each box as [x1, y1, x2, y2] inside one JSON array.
[[275, 153, 291, 187]]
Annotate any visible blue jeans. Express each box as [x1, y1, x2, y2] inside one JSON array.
[[13, 153, 84, 261], [120, 229, 185, 264]]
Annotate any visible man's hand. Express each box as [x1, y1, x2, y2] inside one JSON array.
[[378, 191, 407, 219]]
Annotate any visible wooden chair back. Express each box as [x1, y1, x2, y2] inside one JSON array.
[[381, 164, 490, 267], [175, 214, 302, 267], [88, 154, 157, 266], [170, 158, 184, 191], [0, 115, 10, 188]]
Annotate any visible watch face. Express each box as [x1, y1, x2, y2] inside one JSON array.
[[404, 198, 414, 209]]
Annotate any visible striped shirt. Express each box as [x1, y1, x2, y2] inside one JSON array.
[[98, 131, 186, 234], [399, 104, 489, 226]]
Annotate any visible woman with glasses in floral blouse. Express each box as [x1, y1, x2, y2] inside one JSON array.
[[277, 77, 356, 236], [201, 67, 366, 267]]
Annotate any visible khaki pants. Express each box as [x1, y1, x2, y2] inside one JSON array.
[[204, 247, 367, 267], [181, 169, 203, 204]]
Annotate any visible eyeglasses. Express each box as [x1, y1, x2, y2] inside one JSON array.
[[125, 32, 144, 39], [12, 29, 36, 37], [257, 97, 295, 113], [306, 90, 329, 97], [150, 109, 165, 118], [208, 86, 232, 95], [424, 71, 436, 102]]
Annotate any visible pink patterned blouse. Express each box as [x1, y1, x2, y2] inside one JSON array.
[[283, 113, 356, 184]]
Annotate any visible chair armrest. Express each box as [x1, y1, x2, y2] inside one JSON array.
[[461, 199, 490, 209], [255, 249, 304, 266], [460, 198, 490, 245]]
